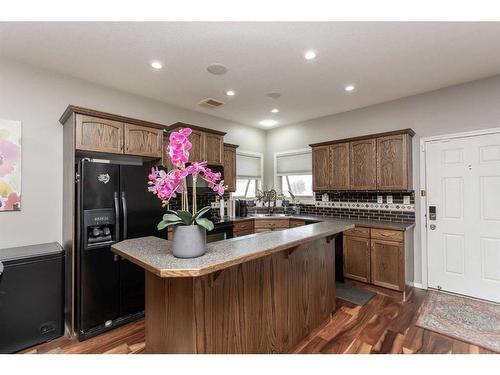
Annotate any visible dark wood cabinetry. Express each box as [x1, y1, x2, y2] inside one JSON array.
[[371, 239, 404, 291], [170, 123, 226, 166], [376, 134, 411, 190], [312, 145, 330, 191], [349, 138, 377, 190], [343, 234, 371, 282], [310, 129, 414, 191], [75, 114, 124, 154], [343, 226, 412, 294], [330, 143, 350, 190], [223, 143, 238, 192], [124, 123, 163, 157]]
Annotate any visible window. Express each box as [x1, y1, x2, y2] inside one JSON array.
[[275, 149, 313, 198], [233, 151, 263, 198], [280, 175, 312, 197]]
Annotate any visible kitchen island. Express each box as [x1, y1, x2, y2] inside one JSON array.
[[111, 221, 353, 353]]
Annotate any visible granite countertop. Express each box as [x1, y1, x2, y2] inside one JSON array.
[[111, 221, 353, 278], [217, 214, 415, 231]]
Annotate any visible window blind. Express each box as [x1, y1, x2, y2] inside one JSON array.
[[276, 150, 312, 176], [236, 153, 262, 179]]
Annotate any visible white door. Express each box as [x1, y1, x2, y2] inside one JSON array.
[[426, 133, 500, 303]]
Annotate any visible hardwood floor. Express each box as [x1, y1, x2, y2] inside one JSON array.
[[20, 288, 495, 354]]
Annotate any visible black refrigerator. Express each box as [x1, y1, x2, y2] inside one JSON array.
[[76, 159, 164, 340]]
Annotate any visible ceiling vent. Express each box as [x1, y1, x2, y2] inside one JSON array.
[[198, 98, 225, 109]]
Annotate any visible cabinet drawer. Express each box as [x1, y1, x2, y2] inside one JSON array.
[[234, 220, 254, 232], [254, 219, 289, 230], [344, 226, 370, 238], [234, 229, 254, 237], [371, 228, 403, 242], [289, 219, 306, 228]]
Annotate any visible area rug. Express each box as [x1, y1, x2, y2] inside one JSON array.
[[416, 290, 500, 352], [335, 282, 376, 305]]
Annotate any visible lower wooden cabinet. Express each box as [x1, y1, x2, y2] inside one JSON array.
[[343, 235, 371, 283], [343, 227, 410, 293], [370, 239, 404, 291]]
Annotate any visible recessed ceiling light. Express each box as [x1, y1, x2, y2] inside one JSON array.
[[304, 50, 317, 60], [225, 90, 235, 96], [151, 61, 163, 70], [271, 108, 280, 113], [344, 84, 355, 92], [259, 119, 278, 127]]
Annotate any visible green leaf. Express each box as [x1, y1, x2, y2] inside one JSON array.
[[157, 220, 182, 231], [175, 210, 194, 225], [163, 213, 181, 222], [195, 217, 214, 231], [193, 206, 211, 220]]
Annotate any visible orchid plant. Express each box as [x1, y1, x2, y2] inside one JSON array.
[[147, 128, 225, 232]]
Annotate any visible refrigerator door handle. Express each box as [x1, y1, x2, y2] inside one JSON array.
[[114, 192, 120, 241], [121, 192, 128, 240]]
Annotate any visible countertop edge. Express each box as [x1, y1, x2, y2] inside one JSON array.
[[112, 223, 354, 278]]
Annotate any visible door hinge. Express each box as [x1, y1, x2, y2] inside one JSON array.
[[75, 172, 80, 183]]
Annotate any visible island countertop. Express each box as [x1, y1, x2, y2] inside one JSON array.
[[111, 220, 353, 278]]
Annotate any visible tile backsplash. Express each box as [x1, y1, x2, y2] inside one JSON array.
[[298, 191, 415, 223]]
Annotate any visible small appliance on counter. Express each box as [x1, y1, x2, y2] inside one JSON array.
[[235, 199, 248, 217], [0, 243, 64, 353]]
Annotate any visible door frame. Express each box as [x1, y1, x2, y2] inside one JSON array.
[[419, 127, 500, 290]]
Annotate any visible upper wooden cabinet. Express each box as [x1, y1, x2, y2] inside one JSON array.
[[350, 138, 377, 190], [330, 143, 350, 190], [310, 129, 414, 191], [312, 145, 330, 191], [75, 114, 124, 154], [124, 123, 163, 157], [223, 143, 238, 192], [205, 133, 224, 165], [170, 123, 226, 166], [377, 134, 411, 190]]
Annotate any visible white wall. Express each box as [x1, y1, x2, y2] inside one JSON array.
[[0, 57, 266, 249], [265, 74, 500, 284]]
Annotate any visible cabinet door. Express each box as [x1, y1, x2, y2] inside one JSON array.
[[205, 133, 224, 165], [189, 130, 204, 162], [377, 134, 411, 190], [223, 146, 237, 192], [312, 145, 331, 191], [343, 235, 370, 283], [75, 114, 124, 154], [370, 239, 404, 291], [124, 123, 163, 157], [329, 142, 350, 190], [349, 139, 377, 190]]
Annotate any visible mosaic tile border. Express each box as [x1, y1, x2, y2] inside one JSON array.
[[315, 200, 415, 212]]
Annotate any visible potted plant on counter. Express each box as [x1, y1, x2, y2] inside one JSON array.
[[147, 128, 225, 258]]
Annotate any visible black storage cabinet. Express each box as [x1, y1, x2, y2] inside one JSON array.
[[0, 242, 64, 353]]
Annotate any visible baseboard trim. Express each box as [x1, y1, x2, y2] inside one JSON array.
[[407, 282, 425, 289]]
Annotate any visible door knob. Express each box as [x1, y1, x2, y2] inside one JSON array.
[[430, 224, 436, 230]]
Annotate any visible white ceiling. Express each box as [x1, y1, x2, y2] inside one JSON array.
[[2, 22, 500, 129]]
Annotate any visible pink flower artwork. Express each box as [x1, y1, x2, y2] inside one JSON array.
[[0, 119, 22, 212]]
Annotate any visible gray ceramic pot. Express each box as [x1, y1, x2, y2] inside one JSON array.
[[171, 225, 207, 258]]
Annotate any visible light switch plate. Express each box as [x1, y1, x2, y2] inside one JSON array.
[[322, 193, 329, 202], [377, 195, 383, 204], [403, 195, 410, 205], [386, 195, 393, 204]]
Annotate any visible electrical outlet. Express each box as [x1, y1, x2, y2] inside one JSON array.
[[377, 195, 383, 204], [403, 195, 410, 205], [322, 193, 329, 202], [386, 195, 393, 204]]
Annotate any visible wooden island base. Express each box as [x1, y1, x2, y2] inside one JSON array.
[[145, 238, 336, 354]]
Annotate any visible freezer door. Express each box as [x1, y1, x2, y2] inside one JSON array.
[[118, 164, 163, 316], [79, 245, 120, 333]]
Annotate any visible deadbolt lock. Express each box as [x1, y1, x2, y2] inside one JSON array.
[[430, 224, 436, 230]]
